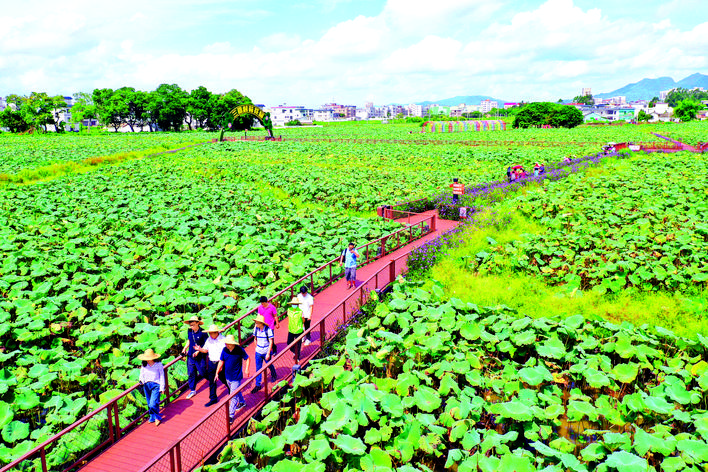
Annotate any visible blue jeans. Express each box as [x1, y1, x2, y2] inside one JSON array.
[[187, 355, 206, 392], [254, 351, 276, 387], [143, 382, 162, 422], [206, 361, 226, 402], [226, 379, 244, 418]]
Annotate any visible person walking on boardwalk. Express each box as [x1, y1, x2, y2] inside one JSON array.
[[257, 296, 280, 355], [197, 324, 226, 407], [297, 286, 314, 346], [287, 297, 305, 364], [340, 242, 360, 289], [181, 315, 207, 400], [138, 349, 164, 427], [214, 335, 249, 422], [250, 315, 276, 393]]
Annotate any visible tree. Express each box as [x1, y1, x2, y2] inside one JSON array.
[[666, 88, 708, 107], [206, 88, 253, 131], [186, 86, 212, 130], [148, 84, 189, 132], [11, 93, 67, 132], [513, 102, 583, 129], [0, 106, 29, 133], [649, 96, 659, 108], [572, 95, 594, 106], [674, 99, 703, 122], [93, 88, 122, 131], [637, 109, 652, 122], [71, 92, 97, 130]]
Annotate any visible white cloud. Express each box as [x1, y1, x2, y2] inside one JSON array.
[[0, 0, 707, 105]]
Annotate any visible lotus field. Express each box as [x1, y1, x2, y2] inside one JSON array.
[[1, 120, 707, 471]]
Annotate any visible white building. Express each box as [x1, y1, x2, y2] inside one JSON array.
[[313, 110, 334, 122], [582, 87, 592, 97], [407, 104, 423, 117], [355, 109, 370, 120], [268, 105, 312, 126], [480, 99, 498, 113]]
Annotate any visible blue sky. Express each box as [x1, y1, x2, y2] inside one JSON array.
[[1, 0, 706, 107]]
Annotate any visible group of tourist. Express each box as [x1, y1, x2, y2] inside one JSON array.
[[137, 287, 315, 426], [135, 243, 366, 427], [506, 163, 546, 182]]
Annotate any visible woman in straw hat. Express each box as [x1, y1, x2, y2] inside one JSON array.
[[181, 315, 207, 400], [250, 314, 276, 393], [138, 349, 164, 426], [214, 335, 249, 422], [196, 324, 227, 407]]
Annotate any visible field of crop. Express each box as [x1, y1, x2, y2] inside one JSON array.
[[657, 121, 708, 146], [208, 279, 708, 472], [465, 152, 708, 293], [0, 132, 213, 174], [2, 121, 708, 470]]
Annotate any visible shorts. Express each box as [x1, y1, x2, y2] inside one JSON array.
[[345, 267, 356, 281]]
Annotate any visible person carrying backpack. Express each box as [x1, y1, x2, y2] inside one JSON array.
[[250, 315, 277, 393]]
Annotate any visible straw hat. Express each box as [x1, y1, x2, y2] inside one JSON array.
[[205, 324, 222, 333], [138, 349, 161, 361], [224, 335, 238, 345], [289, 297, 301, 305], [254, 314, 266, 324], [183, 315, 204, 326]]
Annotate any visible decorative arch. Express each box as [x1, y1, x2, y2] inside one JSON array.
[[230, 104, 274, 138]]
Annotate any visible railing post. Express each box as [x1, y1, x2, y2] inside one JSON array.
[[310, 273, 314, 293], [163, 365, 171, 402], [225, 403, 231, 437], [113, 401, 121, 440], [169, 447, 176, 472], [40, 446, 48, 472], [342, 302, 346, 326], [107, 403, 114, 444], [389, 260, 395, 283], [366, 245, 369, 263], [431, 215, 437, 232], [320, 319, 325, 345], [238, 319, 242, 346]]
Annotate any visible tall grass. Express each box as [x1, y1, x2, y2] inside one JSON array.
[[425, 198, 708, 337]]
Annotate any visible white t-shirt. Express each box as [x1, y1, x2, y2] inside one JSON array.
[[297, 293, 314, 319], [204, 335, 226, 362]]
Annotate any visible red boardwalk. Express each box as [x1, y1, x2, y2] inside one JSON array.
[[79, 211, 459, 472]]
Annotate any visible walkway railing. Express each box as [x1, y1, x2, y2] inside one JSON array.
[[139, 252, 412, 472], [0, 213, 436, 472]]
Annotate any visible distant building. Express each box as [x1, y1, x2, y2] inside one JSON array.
[[407, 104, 423, 117], [313, 110, 334, 122], [268, 105, 313, 126], [504, 103, 519, 109], [582, 87, 592, 97], [480, 99, 498, 113], [428, 105, 450, 116], [659, 89, 673, 101]]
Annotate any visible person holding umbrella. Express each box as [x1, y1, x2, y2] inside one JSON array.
[[138, 349, 165, 426]]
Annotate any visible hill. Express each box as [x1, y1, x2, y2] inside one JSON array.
[[414, 95, 508, 106], [594, 73, 708, 101]]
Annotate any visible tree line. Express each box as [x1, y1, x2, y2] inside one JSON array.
[[0, 84, 254, 133]]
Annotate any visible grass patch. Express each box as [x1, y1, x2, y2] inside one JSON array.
[[1, 140, 208, 186], [426, 199, 708, 338]]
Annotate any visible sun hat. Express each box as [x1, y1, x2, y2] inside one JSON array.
[[254, 314, 266, 324], [289, 297, 301, 305], [224, 335, 238, 345], [183, 315, 204, 326], [138, 349, 161, 361], [205, 324, 222, 333]]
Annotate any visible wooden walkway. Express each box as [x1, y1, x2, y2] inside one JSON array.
[[80, 211, 459, 472]]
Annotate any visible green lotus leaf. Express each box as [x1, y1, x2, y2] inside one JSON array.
[[333, 434, 366, 455], [676, 438, 708, 463], [2, 420, 30, 443], [413, 385, 441, 413], [14, 390, 40, 410], [0, 401, 13, 429], [611, 363, 639, 383], [580, 442, 607, 462], [518, 364, 553, 386], [536, 336, 566, 359], [603, 450, 648, 472], [305, 437, 332, 462]]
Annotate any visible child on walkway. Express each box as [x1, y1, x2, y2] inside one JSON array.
[[138, 349, 164, 427]]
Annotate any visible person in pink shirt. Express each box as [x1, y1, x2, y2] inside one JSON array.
[[257, 296, 279, 354]]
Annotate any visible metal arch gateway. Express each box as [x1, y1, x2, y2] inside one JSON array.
[[230, 104, 275, 139]]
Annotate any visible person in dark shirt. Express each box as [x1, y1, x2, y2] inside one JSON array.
[[181, 316, 208, 400], [215, 335, 250, 422]]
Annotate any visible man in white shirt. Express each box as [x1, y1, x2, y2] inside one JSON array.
[[197, 324, 226, 406], [296, 286, 315, 346]]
